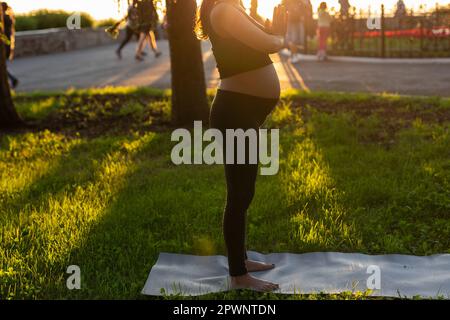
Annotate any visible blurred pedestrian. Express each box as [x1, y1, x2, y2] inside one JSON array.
[[394, 0, 407, 18], [1, 2, 18, 88], [135, 0, 161, 61], [317, 2, 332, 61], [116, 0, 140, 59], [161, 9, 168, 39], [284, 0, 304, 63], [339, 0, 351, 19], [281, 0, 313, 64]]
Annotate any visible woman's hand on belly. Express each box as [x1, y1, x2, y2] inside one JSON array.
[[220, 64, 281, 99]]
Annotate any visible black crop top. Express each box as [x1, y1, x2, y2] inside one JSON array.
[[207, 4, 273, 79]]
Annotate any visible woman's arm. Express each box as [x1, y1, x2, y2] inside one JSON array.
[[210, 3, 285, 54]]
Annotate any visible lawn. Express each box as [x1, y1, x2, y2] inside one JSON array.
[[1, 88, 449, 300], [306, 37, 450, 58]]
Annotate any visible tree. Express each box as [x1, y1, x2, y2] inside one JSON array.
[[0, 5, 23, 129], [165, 0, 209, 126]]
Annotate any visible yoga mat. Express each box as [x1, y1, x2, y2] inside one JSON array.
[[142, 251, 450, 298]]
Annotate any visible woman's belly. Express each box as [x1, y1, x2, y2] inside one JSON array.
[[219, 64, 281, 99]]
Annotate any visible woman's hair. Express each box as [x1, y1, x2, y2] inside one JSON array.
[[195, 0, 217, 40], [319, 2, 327, 10], [195, 0, 245, 40]]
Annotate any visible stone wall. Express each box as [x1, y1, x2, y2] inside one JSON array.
[[14, 28, 124, 58]]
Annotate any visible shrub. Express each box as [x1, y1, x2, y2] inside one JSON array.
[[15, 10, 94, 31], [95, 18, 118, 28]]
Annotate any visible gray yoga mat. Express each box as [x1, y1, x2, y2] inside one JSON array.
[[142, 251, 450, 298]]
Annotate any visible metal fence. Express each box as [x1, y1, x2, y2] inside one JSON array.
[[302, 3, 450, 58]]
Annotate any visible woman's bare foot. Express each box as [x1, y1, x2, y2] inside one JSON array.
[[230, 273, 279, 292], [245, 260, 275, 272]]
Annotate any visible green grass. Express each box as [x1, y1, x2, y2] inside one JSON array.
[[306, 36, 450, 58], [1, 87, 449, 300]]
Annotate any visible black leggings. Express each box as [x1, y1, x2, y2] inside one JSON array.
[[210, 89, 278, 277], [7, 70, 17, 83], [117, 27, 139, 52]]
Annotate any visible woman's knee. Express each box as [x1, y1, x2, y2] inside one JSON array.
[[226, 186, 256, 213]]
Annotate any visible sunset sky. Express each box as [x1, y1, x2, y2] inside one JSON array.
[[5, 0, 449, 20]]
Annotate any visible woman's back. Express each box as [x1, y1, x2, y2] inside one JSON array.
[[3, 14, 13, 39], [137, 0, 156, 24]]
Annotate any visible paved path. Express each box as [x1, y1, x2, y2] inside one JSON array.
[[9, 40, 450, 97]]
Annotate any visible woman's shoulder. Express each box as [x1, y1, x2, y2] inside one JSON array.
[[210, 2, 246, 36], [211, 2, 244, 21]]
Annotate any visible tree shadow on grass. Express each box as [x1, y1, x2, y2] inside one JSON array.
[[46, 132, 228, 299], [54, 114, 345, 299], [1, 133, 139, 299], [4, 138, 121, 216], [254, 104, 366, 256], [50, 107, 353, 299], [302, 110, 450, 256], [26, 102, 447, 299], [31, 105, 367, 299]]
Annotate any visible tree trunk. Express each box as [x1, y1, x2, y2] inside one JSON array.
[[166, 0, 209, 127], [0, 7, 23, 129]]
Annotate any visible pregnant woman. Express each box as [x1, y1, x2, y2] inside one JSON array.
[[196, 0, 286, 291]]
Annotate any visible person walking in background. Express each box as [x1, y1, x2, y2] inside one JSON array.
[[161, 9, 168, 39], [303, 0, 314, 41], [283, 0, 305, 64], [116, 0, 140, 59], [280, 0, 313, 64], [394, 0, 407, 18], [339, 0, 351, 19], [135, 0, 161, 61], [1, 2, 18, 88], [317, 2, 332, 61], [337, 0, 352, 51]]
